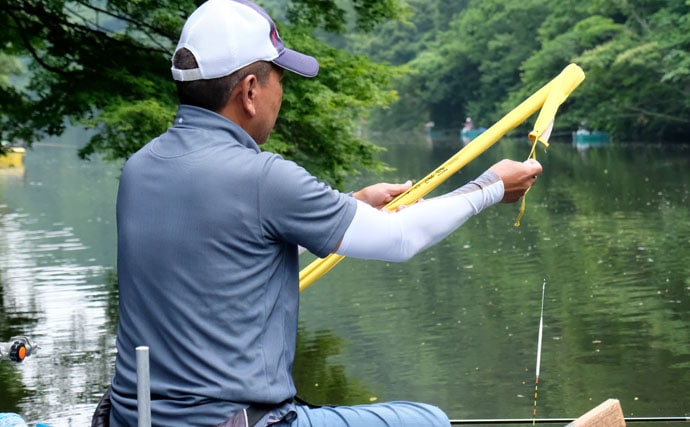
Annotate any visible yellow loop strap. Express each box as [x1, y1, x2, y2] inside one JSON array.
[[514, 137, 541, 227]]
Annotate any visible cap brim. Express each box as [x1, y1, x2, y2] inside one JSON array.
[[273, 48, 319, 78]]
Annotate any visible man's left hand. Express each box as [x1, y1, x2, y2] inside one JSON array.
[[352, 181, 412, 210]]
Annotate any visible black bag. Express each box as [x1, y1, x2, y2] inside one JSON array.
[[215, 407, 267, 427], [91, 387, 112, 427]]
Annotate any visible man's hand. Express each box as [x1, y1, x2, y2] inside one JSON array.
[[489, 158, 543, 203], [352, 181, 413, 209]]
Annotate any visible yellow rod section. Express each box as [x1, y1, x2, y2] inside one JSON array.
[[299, 63, 585, 292], [529, 65, 587, 145]]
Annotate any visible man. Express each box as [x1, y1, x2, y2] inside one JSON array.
[[108, 0, 542, 425]]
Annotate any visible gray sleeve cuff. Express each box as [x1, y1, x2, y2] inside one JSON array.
[[452, 170, 502, 194]]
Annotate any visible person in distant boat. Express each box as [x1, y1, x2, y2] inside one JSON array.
[[461, 117, 480, 144], [462, 117, 474, 132], [105, 1, 542, 426], [576, 120, 591, 135]]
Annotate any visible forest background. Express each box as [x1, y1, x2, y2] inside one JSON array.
[[0, 0, 689, 188]]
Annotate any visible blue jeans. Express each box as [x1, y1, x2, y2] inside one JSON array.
[[275, 402, 450, 427]]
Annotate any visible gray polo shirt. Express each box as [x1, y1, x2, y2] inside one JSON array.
[[110, 105, 357, 426]]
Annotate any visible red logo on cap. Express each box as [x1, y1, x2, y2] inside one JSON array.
[[270, 26, 279, 47]]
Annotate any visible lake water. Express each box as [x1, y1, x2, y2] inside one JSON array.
[[0, 130, 689, 426]]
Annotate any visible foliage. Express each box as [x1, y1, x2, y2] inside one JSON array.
[[539, 0, 690, 140], [352, 0, 690, 142], [267, 27, 400, 185], [3, 0, 689, 179], [0, 0, 404, 188], [347, 0, 473, 131], [287, 0, 407, 33], [79, 98, 174, 162], [0, 53, 23, 89], [0, 0, 182, 139]]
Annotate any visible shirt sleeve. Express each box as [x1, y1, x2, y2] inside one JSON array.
[[258, 154, 357, 258]]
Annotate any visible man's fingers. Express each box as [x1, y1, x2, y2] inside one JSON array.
[[524, 158, 543, 177]]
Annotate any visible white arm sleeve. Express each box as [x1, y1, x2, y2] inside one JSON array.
[[336, 170, 504, 262]]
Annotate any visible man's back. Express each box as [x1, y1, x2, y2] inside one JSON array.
[[109, 106, 355, 426]]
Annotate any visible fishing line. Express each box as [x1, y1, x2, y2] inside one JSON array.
[[533, 279, 546, 425]]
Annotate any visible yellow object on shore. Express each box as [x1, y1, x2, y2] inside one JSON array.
[[0, 147, 26, 169], [299, 63, 586, 292]]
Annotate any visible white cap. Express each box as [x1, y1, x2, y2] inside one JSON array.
[[171, 0, 319, 81]]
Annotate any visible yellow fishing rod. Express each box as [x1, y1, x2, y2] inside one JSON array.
[[299, 63, 586, 292]]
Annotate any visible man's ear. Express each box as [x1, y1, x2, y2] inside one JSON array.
[[238, 74, 258, 117], [220, 73, 258, 125]]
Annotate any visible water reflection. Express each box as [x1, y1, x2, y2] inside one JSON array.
[[0, 142, 119, 425], [0, 208, 116, 425], [0, 138, 689, 425], [299, 138, 690, 420], [294, 326, 375, 405]]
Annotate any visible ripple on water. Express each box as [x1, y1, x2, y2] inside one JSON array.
[[1, 209, 116, 425]]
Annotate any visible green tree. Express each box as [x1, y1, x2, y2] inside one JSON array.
[[0, 0, 404, 188], [358, 0, 552, 131], [506, 2, 624, 132], [514, 0, 690, 141], [347, 0, 690, 142], [350, 0, 475, 131], [0, 53, 23, 89]]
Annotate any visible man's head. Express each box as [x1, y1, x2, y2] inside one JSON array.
[[171, 0, 317, 144], [171, 0, 318, 82]]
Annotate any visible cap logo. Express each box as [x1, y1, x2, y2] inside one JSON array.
[[270, 27, 279, 48]]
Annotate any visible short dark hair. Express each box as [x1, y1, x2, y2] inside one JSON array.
[[173, 48, 274, 112]]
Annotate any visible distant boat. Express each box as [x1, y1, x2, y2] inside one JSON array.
[[459, 117, 486, 144], [0, 146, 26, 169], [572, 131, 610, 146], [460, 128, 485, 144]]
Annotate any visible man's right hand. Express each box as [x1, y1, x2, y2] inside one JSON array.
[[489, 158, 543, 203]]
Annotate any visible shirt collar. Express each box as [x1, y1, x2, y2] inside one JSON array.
[[173, 104, 260, 153]]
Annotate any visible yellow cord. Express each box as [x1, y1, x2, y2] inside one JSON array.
[[514, 138, 541, 227]]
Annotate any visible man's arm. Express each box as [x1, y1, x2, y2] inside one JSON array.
[[335, 159, 542, 262]]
